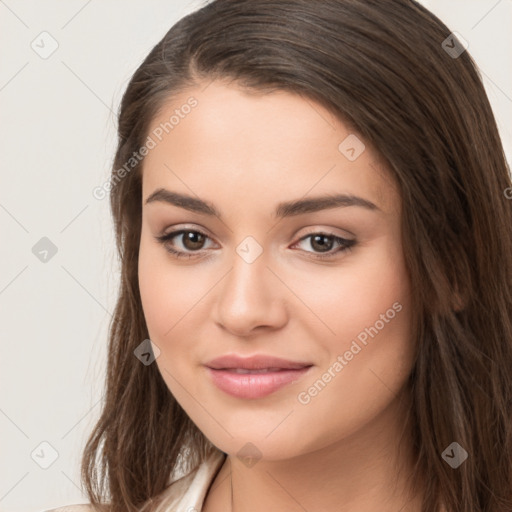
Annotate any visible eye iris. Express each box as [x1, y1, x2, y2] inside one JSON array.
[[310, 234, 333, 253], [183, 231, 205, 250]]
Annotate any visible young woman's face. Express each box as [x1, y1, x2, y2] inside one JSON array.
[[138, 80, 414, 460]]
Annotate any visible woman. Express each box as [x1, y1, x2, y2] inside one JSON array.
[[49, 0, 512, 511]]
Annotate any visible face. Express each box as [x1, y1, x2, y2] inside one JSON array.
[[138, 80, 414, 461]]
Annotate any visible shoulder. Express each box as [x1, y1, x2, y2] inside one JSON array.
[[157, 449, 227, 510], [43, 451, 226, 512], [45, 505, 97, 512]]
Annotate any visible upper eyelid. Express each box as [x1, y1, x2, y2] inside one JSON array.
[[164, 227, 217, 246]]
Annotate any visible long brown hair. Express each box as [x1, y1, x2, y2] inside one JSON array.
[[81, 1, 512, 511]]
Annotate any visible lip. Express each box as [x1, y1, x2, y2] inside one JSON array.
[[204, 354, 313, 399], [205, 354, 312, 370]]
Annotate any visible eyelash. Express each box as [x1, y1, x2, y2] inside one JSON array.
[[154, 228, 356, 261]]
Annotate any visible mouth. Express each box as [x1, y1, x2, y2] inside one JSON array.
[[218, 367, 302, 374], [204, 354, 313, 399], [205, 354, 312, 370]]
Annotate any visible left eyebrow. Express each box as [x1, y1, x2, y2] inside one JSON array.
[[144, 188, 381, 220], [274, 194, 380, 217]]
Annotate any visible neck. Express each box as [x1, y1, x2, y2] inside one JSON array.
[[204, 389, 423, 512]]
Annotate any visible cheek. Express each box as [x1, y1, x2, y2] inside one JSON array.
[[291, 240, 410, 349], [138, 244, 202, 397], [138, 237, 219, 402], [290, 244, 413, 443], [291, 241, 413, 395], [138, 243, 171, 337], [138, 238, 205, 341]]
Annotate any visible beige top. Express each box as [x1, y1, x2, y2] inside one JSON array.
[[44, 450, 227, 512]]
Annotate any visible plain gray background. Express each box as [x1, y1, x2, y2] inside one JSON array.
[[0, 1, 511, 511]]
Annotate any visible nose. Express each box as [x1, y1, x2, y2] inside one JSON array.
[[212, 246, 289, 337]]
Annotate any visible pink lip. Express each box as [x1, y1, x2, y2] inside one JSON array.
[[206, 354, 312, 370], [204, 354, 313, 399]]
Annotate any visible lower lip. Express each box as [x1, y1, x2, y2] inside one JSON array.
[[205, 366, 312, 399]]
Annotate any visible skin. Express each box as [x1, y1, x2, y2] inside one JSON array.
[[138, 80, 421, 511]]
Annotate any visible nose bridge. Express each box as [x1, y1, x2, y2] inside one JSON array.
[[222, 236, 270, 307], [213, 234, 287, 334]]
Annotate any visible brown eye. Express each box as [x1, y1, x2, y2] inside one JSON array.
[[155, 229, 214, 260], [292, 232, 356, 260], [181, 230, 207, 250], [309, 234, 335, 252]]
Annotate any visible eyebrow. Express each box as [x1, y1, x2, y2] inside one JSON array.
[[144, 188, 380, 219]]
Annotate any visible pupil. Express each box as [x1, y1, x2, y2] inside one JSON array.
[[312, 234, 332, 252], [185, 231, 204, 250]]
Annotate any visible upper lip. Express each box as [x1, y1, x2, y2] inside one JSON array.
[[205, 354, 313, 370]]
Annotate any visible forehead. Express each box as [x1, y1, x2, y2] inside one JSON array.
[[141, 81, 398, 216]]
